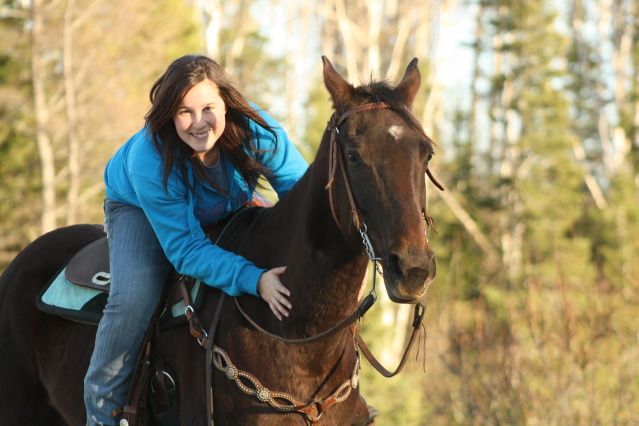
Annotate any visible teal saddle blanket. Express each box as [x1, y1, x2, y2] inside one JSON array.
[[36, 257, 204, 329]]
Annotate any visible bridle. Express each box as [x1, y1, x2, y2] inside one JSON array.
[[325, 101, 443, 237], [236, 100, 440, 343], [325, 102, 391, 233], [182, 100, 441, 424]]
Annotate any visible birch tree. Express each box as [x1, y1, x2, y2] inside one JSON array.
[[31, 0, 57, 233], [63, 0, 80, 225]]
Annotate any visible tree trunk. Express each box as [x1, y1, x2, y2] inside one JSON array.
[[284, 2, 313, 144], [365, 0, 382, 79], [64, 0, 80, 225], [197, 0, 222, 59], [384, 4, 411, 81], [468, 1, 483, 149], [333, 0, 360, 81], [569, 0, 608, 208], [223, 0, 252, 75], [31, 0, 57, 233], [416, 4, 438, 135]]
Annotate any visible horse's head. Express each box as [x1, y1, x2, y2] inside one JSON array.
[[322, 56, 438, 303]]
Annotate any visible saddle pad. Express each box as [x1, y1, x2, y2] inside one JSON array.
[[37, 267, 203, 328]]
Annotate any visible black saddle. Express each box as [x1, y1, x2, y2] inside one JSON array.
[[65, 237, 111, 291]]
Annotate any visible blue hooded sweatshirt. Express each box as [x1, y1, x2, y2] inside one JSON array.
[[104, 106, 308, 297]]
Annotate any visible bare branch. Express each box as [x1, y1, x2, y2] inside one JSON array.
[[385, 13, 411, 81], [435, 187, 501, 265], [70, 0, 103, 30]]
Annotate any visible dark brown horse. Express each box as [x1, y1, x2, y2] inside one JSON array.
[[0, 57, 437, 425]]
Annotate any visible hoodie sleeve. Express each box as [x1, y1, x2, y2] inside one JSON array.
[[128, 171, 264, 297], [249, 106, 308, 197]]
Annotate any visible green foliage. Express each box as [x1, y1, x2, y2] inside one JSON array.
[[0, 7, 41, 257], [411, 0, 639, 424], [0, 0, 204, 269], [300, 76, 333, 159]]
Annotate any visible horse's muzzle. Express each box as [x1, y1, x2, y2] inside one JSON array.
[[383, 248, 436, 302]]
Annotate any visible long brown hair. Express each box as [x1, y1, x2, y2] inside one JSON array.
[[144, 54, 276, 192]]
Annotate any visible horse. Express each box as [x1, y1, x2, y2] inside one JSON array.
[[0, 56, 438, 425]]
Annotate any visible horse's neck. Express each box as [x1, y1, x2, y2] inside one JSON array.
[[266, 138, 368, 334]]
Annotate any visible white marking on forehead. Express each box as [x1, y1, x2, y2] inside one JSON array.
[[388, 125, 405, 141]]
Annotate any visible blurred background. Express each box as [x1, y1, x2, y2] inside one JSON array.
[[1, 0, 638, 424]]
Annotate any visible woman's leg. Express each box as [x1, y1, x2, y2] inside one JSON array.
[[84, 200, 171, 426]]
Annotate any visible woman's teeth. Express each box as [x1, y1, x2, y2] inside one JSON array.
[[192, 129, 209, 138]]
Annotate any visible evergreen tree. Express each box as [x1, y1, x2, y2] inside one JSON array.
[[0, 1, 40, 264]]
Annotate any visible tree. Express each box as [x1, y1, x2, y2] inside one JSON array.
[[0, 0, 39, 264], [0, 0, 203, 269]]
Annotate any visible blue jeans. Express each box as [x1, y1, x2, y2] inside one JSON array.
[[84, 200, 172, 426]]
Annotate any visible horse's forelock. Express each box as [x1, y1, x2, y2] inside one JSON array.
[[338, 81, 433, 147], [352, 81, 397, 104]]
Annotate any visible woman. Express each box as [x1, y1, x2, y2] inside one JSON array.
[[84, 54, 308, 426]]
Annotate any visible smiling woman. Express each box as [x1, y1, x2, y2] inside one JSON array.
[[83, 54, 309, 425]]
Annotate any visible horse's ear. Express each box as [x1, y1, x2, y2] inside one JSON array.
[[395, 58, 421, 109], [322, 56, 354, 106]]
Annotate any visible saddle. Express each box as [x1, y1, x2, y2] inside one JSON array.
[[64, 236, 111, 291], [36, 234, 204, 329]]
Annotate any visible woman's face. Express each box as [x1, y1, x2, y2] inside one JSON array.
[[173, 79, 226, 165]]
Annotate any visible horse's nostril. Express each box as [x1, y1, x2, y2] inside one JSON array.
[[388, 252, 403, 277]]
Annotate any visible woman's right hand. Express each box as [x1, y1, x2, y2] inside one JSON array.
[[257, 266, 291, 321]]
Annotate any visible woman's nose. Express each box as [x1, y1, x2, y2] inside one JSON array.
[[192, 111, 203, 126], [193, 111, 215, 128]]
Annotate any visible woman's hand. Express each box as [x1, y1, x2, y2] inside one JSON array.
[[257, 266, 291, 321]]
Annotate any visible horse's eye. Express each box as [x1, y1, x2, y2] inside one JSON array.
[[347, 151, 362, 165], [426, 152, 433, 162]]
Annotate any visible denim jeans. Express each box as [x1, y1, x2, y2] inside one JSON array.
[[84, 199, 172, 426]]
